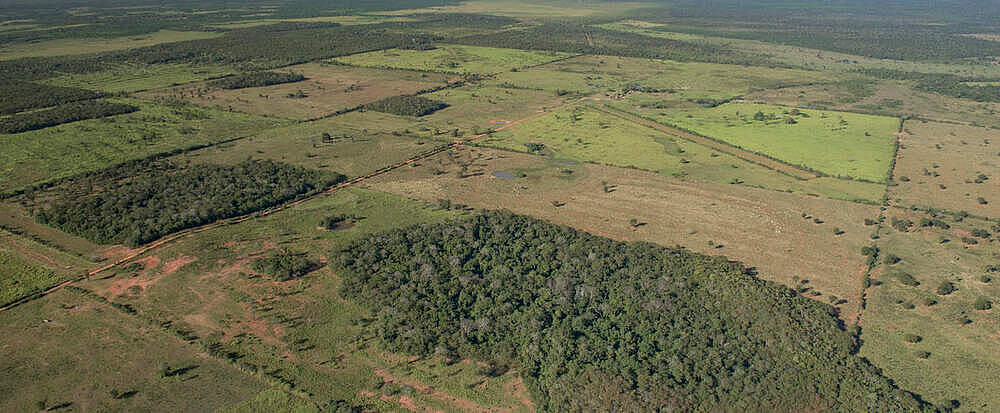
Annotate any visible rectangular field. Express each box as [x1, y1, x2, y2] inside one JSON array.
[[617, 101, 899, 182], [888, 120, 1000, 217], [331, 44, 573, 74], [0, 30, 222, 60], [140, 63, 452, 120], [42, 63, 237, 93]]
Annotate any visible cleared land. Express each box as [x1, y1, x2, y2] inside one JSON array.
[[331, 44, 573, 74], [889, 120, 1000, 217], [862, 210, 1000, 410], [0, 98, 287, 193], [140, 63, 452, 120], [479, 103, 883, 202], [368, 146, 879, 322], [0, 30, 222, 60], [42, 63, 237, 93], [614, 101, 899, 182], [0, 288, 265, 412]]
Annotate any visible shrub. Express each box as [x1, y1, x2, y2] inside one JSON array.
[[974, 296, 992, 310], [251, 248, 318, 281], [903, 334, 922, 343], [894, 271, 919, 287], [915, 351, 930, 359], [884, 254, 901, 265], [937, 281, 957, 295], [922, 297, 937, 306]]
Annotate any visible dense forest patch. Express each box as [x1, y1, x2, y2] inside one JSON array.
[[208, 71, 306, 90], [338, 211, 934, 412], [34, 159, 344, 246], [0, 100, 138, 134], [0, 80, 103, 115], [363, 95, 448, 117]]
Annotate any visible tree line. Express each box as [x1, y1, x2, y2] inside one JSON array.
[[0, 100, 138, 134], [362, 95, 448, 117], [338, 211, 936, 412], [0, 80, 104, 115], [35, 159, 344, 246], [208, 71, 306, 90]]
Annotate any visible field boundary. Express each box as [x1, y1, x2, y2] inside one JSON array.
[[589, 103, 819, 180]]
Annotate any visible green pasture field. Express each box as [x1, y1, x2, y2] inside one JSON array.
[[862, 211, 1000, 411], [331, 44, 574, 75], [615, 101, 899, 182], [479, 104, 884, 202], [218, 390, 318, 413], [0, 98, 288, 193], [42, 63, 237, 93], [0, 248, 66, 307], [0, 30, 222, 60], [377, 0, 646, 18], [0, 288, 265, 412], [139, 63, 451, 121], [72, 187, 531, 411]]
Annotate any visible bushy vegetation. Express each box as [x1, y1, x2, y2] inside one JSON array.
[[857, 69, 1000, 103], [35, 159, 344, 246], [208, 71, 306, 90], [362, 95, 448, 117], [0, 100, 138, 134], [0, 250, 62, 307], [339, 211, 933, 412], [252, 248, 318, 281], [0, 80, 103, 115]]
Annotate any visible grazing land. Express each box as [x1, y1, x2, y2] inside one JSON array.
[[0, 30, 222, 60], [614, 101, 899, 182], [0, 98, 287, 193], [42, 63, 237, 93], [889, 121, 1000, 217], [331, 44, 573, 74], [141, 63, 451, 120]]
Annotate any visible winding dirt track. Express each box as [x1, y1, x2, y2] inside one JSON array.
[[0, 96, 586, 313]]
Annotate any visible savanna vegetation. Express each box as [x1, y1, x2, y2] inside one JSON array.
[[0, 100, 138, 134], [362, 95, 448, 117], [208, 71, 306, 90]]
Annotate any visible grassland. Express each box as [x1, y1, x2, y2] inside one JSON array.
[[42, 63, 237, 93], [331, 44, 573, 75], [0, 30, 222, 60], [369, 146, 879, 322], [0, 98, 288, 193], [377, 0, 647, 18], [614, 101, 899, 182], [140, 63, 451, 120], [0, 288, 265, 412], [206, 15, 417, 29], [0, 248, 66, 306], [889, 120, 1000, 218], [862, 210, 1000, 410]]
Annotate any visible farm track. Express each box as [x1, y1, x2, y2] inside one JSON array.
[[0, 96, 587, 314], [589, 104, 819, 180]]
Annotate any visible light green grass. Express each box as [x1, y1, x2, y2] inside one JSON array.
[[0, 97, 288, 193], [216, 390, 318, 413], [332, 44, 573, 74], [622, 102, 899, 182], [0, 30, 222, 60], [481, 104, 883, 201], [42, 63, 236, 93], [0, 249, 65, 306]]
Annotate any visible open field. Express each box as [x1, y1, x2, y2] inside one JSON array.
[[378, 0, 647, 18], [70, 187, 533, 412], [0, 30, 222, 60], [174, 115, 437, 178], [861, 210, 1000, 411], [42, 62, 237, 93], [0, 98, 288, 193], [206, 15, 417, 29], [889, 120, 1000, 217], [613, 101, 899, 182], [479, 103, 884, 202], [0, 288, 265, 412], [140, 64, 452, 120], [331, 44, 573, 74], [368, 146, 880, 322], [745, 80, 1000, 128]]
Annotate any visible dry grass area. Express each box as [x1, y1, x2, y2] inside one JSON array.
[[889, 120, 1000, 217], [367, 146, 879, 322], [139, 63, 453, 120]]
